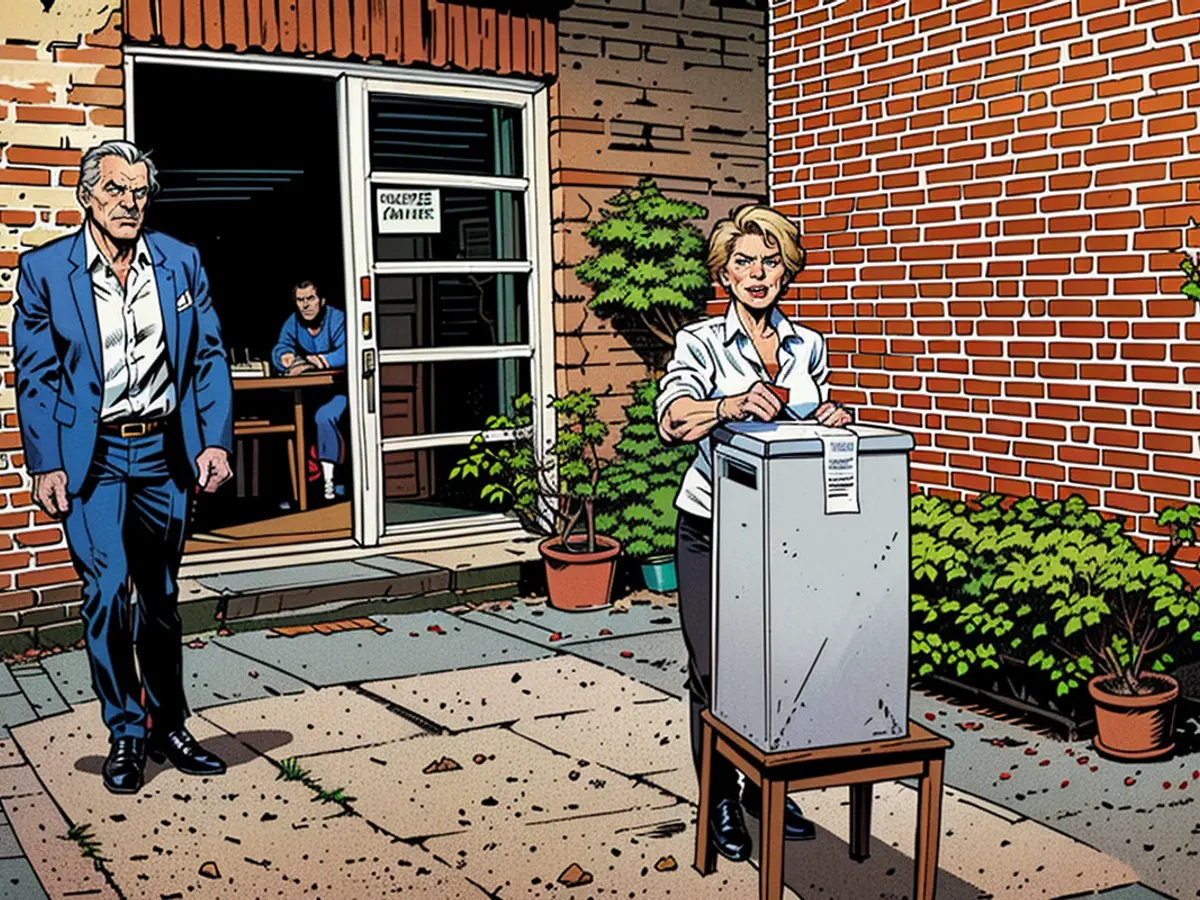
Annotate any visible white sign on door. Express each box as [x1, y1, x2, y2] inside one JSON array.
[[376, 188, 441, 234]]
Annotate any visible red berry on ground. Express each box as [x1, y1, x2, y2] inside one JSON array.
[[1181, 781, 1189, 790], [1193, 770, 1199, 781], [549, 632, 562, 642], [1024, 748, 1037, 755], [1163, 781, 1172, 789], [1039, 759, 1050, 767], [999, 772, 1011, 780], [1065, 748, 1074, 755], [925, 713, 936, 721], [1089, 766, 1098, 772], [1060, 780, 1070, 788], [599, 628, 613, 636], [1124, 777, 1136, 786], [620, 651, 634, 658], [1077, 756, 1089, 764], [410, 632, 420, 637]]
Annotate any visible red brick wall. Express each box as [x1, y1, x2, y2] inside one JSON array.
[[0, 4, 127, 624], [766, 0, 1200, 557]]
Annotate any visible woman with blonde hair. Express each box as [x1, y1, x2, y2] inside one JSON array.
[[656, 204, 852, 860]]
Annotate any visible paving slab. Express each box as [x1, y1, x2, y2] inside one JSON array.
[[40, 643, 309, 712], [461, 601, 680, 647], [9, 704, 487, 898], [0, 664, 20, 697], [0, 693, 38, 732], [39, 652, 93, 706], [0, 855, 49, 900], [2, 790, 121, 900], [755, 780, 1140, 900], [197, 685, 426, 760], [426, 802, 801, 900], [0, 736, 24, 769], [11, 667, 70, 720], [297, 725, 681, 844], [1093, 885, 1179, 900], [510, 693, 694, 798], [213, 610, 554, 687], [565, 629, 691, 699], [359, 655, 667, 732], [0, 820, 23, 858]]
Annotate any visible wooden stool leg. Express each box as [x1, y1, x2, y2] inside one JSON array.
[[694, 719, 718, 876], [286, 438, 298, 504], [914, 755, 945, 900], [759, 777, 787, 900], [850, 782, 873, 862]]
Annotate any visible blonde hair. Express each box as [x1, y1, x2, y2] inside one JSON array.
[[706, 204, 805, 283]]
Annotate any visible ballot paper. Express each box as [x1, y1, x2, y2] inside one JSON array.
[[817, 427, 859, 514]]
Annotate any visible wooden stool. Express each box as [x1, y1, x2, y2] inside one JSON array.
[[695, 710, 952, 900]]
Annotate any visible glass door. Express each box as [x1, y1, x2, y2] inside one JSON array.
[[341, 75, 552, 545]]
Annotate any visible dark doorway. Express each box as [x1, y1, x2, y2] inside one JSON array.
[[133, 62, 351, 551]]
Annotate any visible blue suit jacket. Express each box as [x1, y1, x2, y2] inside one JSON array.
[[12, 227, 234, 494]]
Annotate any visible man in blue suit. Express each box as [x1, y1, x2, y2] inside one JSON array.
[[13, 140, 234, 794]]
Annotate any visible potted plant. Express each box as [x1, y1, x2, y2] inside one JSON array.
[[449, 390, 621, 611], [574, 177, 710, 367], [597, 379, 696, 592], [1021, 504, 1200, 760]]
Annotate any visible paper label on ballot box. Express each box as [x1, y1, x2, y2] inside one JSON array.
[[818, 428, 859, 514]]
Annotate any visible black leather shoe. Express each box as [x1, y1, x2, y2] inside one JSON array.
[[741, 786, 817, 841], [710, 797, 752, 862], [103, 737, 146, 795], [147, 728, 227, 776]]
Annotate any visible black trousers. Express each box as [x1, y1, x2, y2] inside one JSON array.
[[676, 510, 741, 802]]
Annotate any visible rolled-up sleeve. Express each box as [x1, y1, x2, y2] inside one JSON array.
[[808, 330, 830, 403], [655, 326, 717, 426]]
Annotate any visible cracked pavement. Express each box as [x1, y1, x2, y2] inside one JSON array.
[[0, 596, 1195, 899]]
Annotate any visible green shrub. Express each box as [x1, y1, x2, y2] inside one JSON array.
[[449, 390, 611, 553], [910, 492, 1200, 702], [1181, 253, 1200, 302], [574, 177, 710, 349], [595, 379, 696, 561]]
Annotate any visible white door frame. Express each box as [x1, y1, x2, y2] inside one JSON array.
[[343, 74, 555, 545], [125, 48, 556, 551]]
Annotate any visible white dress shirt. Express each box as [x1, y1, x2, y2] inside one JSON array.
[[85, 226, 176, 423], [655, 304, 830, 519]]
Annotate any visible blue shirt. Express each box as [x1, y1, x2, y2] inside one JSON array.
[[271, 305, 347, 373]]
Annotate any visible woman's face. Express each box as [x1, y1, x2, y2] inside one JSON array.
[[719, 233, 788, 312]]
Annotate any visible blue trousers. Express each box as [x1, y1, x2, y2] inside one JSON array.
[[63, 431, 189, 741], [315, 394, 347, 464]]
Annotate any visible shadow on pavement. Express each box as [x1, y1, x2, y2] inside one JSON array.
[[71, 729, 294, 786]]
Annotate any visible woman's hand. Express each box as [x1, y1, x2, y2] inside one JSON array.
[[720, 383, 783, 422], [814, 401, 853, 427]]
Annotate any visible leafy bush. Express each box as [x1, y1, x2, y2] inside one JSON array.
[[595, 380, 696, 561], [574, 177, 710, 348], [449, 391, 611, 553], [910, 493, 1200, 703], [1181, 253, 1200, 302]]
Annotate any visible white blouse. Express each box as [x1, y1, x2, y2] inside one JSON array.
[[655, 304, 830, 519]]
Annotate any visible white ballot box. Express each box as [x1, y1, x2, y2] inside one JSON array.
[[711, 421, 915, 753]]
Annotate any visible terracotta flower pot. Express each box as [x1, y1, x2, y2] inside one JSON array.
[[1088, 673, 1178, 761], [539, 535, 621, 611]]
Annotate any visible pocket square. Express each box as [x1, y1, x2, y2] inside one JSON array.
[[176, 290, 193, 311]]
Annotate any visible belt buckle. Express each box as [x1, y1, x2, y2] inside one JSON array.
[[120, 422, 148, 438]]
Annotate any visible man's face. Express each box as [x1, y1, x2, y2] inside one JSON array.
[[81, 156, 150, 242], [295, 285, 324, 321]]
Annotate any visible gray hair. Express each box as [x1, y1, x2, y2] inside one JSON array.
[[78, 140, 160, 200]]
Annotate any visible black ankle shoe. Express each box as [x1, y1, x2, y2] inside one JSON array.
[[147, 728, 226, 776], [103, 737, 146, 795], [741, 786, 816, 841], [710, 797, 752, 862]]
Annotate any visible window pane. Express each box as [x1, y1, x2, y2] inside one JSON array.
[[380, 359, 529, 439], [376, 273, 527, 350], [384, 444, 517, 525], [369, 95, 522, 177], [372, 186, 525, 261]]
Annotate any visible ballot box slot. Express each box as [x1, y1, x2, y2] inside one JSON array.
[[722, 458, 758, 490]]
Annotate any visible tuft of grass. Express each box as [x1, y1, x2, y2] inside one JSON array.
[[275, 757, 356, 811], [62, 822, 110, 869]]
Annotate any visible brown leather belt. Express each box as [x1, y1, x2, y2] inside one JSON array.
[[100, 419, 170, 438]]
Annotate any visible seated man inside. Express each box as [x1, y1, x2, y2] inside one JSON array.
[[271, 280, 347, 502]]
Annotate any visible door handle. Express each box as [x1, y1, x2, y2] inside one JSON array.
[[363, 348, 376, 414]]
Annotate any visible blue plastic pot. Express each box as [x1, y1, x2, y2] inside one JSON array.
[[641, 556, 678, 593]]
